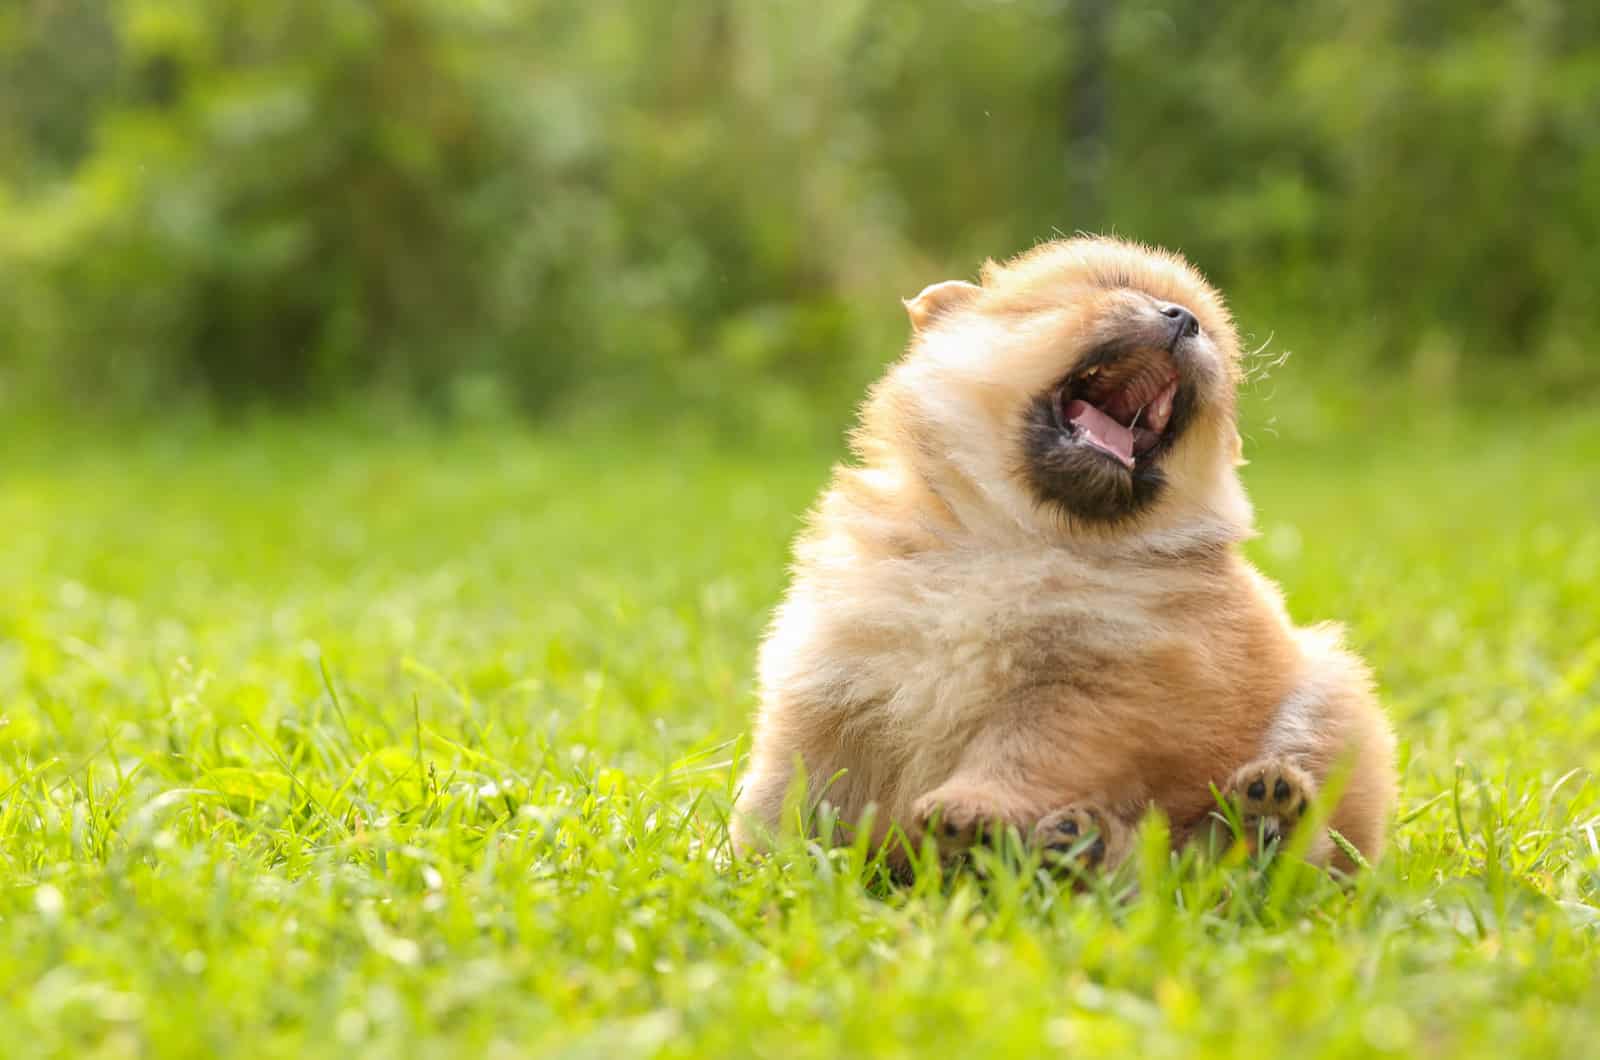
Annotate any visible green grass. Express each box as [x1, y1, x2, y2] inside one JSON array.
[[3, 390, 1599, 1058]]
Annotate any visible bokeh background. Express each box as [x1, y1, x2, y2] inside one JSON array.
[[4, 0, 1599, 433]]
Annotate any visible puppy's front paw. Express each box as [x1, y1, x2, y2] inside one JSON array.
[[1225, 757, 1314, 848], [910, 787, 1010, 856], [1032, 803, 1128, 874]]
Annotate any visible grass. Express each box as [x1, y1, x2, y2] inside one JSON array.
[[2, 383, 1599, 1058]]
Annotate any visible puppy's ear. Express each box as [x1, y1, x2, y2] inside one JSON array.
[[903, 280, 980, 332]]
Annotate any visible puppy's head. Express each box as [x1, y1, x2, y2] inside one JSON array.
[[869, 237, 1250, 542]]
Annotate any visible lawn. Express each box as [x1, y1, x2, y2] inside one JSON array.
[[3, 386, 1599, 1058]]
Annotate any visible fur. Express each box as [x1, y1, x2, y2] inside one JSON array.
[[732, 237, 1396, 872]]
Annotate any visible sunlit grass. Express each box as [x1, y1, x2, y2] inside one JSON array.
[[1, 396, 1598, 1057]]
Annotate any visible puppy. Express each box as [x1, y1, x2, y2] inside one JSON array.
[[732, 237, 1395, 873]]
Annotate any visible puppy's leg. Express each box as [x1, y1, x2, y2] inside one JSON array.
[[909, 698, 1135, 868], [908, 705, 1073, 859], [1192, 627, 1397, 869], [1255, 627, 1398, 870]]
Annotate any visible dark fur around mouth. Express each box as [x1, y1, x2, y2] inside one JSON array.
[[1020, 341, 1200, 524]]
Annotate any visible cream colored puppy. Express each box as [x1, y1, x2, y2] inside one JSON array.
[[732, 237, 1395, 873]]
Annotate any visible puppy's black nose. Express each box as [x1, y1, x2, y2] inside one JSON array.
[[1160, 303, 1200, 341]]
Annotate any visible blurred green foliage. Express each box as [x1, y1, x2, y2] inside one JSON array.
[[2, 0, 1598, 421]]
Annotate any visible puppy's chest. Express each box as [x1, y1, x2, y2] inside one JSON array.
[[845, 554, 1173, 711]]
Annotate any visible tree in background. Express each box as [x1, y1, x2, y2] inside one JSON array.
[[2, 0, 1597, 422]]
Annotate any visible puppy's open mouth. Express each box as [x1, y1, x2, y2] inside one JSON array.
[[1052, 348, 1180, 470]]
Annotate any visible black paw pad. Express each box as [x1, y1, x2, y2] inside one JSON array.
[[1273, 777, 1292, 802], [1057, 818, 1080, 837], [1247, 778, 1267, 800]]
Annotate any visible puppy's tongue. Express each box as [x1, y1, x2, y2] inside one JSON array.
[[1063, 399, 1135, 469]]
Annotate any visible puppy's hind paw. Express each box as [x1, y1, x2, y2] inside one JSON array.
[[1032, 803, 1128, 874], [1224, 757, 1314, 850]]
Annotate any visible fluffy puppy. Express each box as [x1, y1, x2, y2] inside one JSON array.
[[732, 237, 1395, 873]]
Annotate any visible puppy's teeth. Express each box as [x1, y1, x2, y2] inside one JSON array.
[[1146, 381, 1177, 432]]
